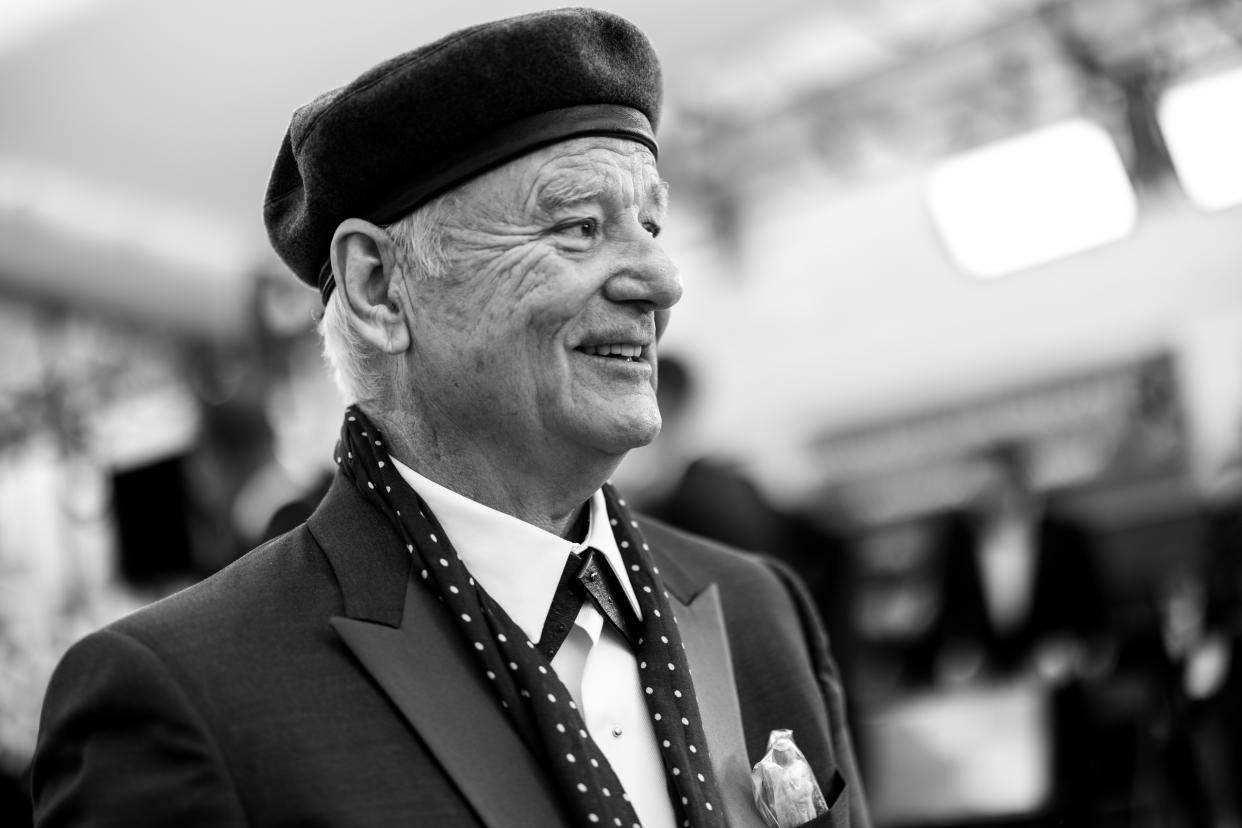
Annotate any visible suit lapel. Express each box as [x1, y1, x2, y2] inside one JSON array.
[[309, 475, 570, 828], [654, 539, 767, 828], [672, 585, 769, 828]]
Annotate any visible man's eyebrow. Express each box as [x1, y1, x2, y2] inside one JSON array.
[[534, 173, 606, 212]]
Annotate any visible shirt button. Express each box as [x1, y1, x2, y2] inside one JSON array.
[[611, 726, 623, 738]]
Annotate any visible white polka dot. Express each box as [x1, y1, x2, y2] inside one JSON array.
[[672, 767, 680, 775], [367, 481, 374, 489], [602, 787, 610, 797], [588, 815, 599, 824], [547, 693, 557, 703], [579, 729, 588, 738], [668, 663, 675, 671], [654, 712, 661, 721], [706, 803, 713, 811], [569, 700, 577, 710], [520, 689, 530, 698], [631, 564, 639, 572], [698, 773, 705, 782], [566, 753, 576, 763], [610, 519, 618, 526], [378, 460, 385, 468], [348, 416, 356, 422], [430, 533, 439, 543], [640, 661, 647, 669], [642, 586, 652, 593], [674, 690, 682, 698], [577, 783, 588, 793], [538, 665, 548, 674], [630, 520, 638, 527], [660, 636, 669, 644], [497, 634, 507, 643], [500, 700, 508, 708], [509, 662, 518, 670], [486, 670, 495, 679], [663, 740, 671, 748], [620, 540, 629, 548], [590, 758, 599, 768], [474, 643, 485, 651], [449, 585, 459, 594], [681, 717, 689, 725], [682, 797, 688, 805], [689, 745, 697, 753], [461, 613, 471, 622], [439, 558, 449, 567], [421, 569, 429, 579], [645, 687, 653, 695], [652, 566, 658, 574], [374, 439, 381, 446], [557, 723, 566, 733], [619, 499, 627, 506], [654, 609, 661, 618]]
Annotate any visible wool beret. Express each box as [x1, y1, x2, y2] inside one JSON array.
[[263, 7, 663, 302]]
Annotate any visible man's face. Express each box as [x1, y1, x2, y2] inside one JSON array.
[[396, 136, 681, 470]]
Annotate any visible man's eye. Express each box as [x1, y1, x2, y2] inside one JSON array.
[[558, 219, 597, 238]]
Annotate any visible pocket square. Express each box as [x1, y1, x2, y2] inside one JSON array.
[[751, 729, 829, 828]]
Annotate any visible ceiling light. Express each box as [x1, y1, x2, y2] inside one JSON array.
[[926, 118, 1137, 278], [1160, 64, 1242, 212]]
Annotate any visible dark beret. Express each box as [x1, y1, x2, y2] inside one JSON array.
[[263, 7, 663, 302]]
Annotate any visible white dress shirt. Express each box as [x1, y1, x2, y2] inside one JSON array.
[[391, 458, 677, 828]]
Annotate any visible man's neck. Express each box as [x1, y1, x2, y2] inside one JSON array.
[[362, 405, 619, 538]]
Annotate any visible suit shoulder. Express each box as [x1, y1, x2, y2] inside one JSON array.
[[108, 524, 338, 652]]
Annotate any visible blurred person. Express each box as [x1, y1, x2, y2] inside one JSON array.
[[913, 442, 1114, 822], [30, 10, 868, 828], [919, 443, 1112, 686]]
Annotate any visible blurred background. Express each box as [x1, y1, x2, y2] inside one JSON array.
[[3, 0, 1242, 824]]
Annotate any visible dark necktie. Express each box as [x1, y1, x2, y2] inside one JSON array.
[[538, 546, 642, 659]]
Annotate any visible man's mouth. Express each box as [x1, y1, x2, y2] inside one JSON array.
[[577, 343, 645, 363]]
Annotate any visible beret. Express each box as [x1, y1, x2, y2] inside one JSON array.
[[263, 7, 663, 302]]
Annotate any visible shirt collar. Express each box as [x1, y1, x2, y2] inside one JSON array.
[[388, 457, 641, 644]]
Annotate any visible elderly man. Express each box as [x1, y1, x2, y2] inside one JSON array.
[[31, 9, 868, 828]]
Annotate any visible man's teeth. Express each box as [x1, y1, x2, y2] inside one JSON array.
[[582, 343, 642, 359]]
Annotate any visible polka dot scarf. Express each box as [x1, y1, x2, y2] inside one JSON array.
[[336, 406, 725, 827]]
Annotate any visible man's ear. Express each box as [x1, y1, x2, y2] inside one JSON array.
[[329, 218, 411, 355]]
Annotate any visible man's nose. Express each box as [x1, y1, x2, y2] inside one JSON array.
[[604, 228, 682, 312]]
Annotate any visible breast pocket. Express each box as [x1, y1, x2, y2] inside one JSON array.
[[797, 770, 848, 828]]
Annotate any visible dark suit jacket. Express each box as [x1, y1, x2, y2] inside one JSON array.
[[921, 509, 1109, 680], [32, 473, 869, 827]]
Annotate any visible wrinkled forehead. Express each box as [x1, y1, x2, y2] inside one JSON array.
[[481, 137, 668, 214]]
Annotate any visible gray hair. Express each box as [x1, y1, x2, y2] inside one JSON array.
[[318, 194, 457, 405]]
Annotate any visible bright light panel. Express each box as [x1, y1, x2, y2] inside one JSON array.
[[1160, 64, 1242, 212], [926, 119, 1137, 278]]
